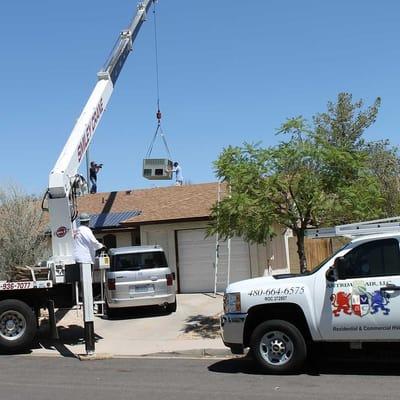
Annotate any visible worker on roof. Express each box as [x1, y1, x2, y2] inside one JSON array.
[[89, 161, 103, 194], [168, 161, 184, 186]]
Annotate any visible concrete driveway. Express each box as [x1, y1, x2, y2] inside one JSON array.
[[32, 294, 229, 358]]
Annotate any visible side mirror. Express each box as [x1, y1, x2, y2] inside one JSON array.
[[326, 266, 337, 282]]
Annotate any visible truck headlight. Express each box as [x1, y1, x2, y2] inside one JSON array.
[[224, 292, 241, 313]]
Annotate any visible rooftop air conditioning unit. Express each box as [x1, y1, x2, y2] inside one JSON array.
[[142, 158, 173, 180]]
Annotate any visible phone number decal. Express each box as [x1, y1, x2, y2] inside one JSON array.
[[0, 282, 33, 290], [248, 286, 305, 297]]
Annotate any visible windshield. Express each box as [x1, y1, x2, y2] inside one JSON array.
[[111, 251, 168, 271]]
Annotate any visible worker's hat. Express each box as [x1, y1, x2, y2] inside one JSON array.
[[79, 212, 91, 223]]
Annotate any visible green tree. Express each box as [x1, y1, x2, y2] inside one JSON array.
[[364, 140, 400, 216], [313, 92, 381, 149], [209, 93, 385, 273]]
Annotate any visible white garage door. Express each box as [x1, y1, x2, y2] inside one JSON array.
[[177, 229, 251, 293]]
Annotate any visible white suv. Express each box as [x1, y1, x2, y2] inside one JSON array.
[[105, 245, 176, 316]]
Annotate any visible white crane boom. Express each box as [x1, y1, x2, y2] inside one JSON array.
[[47, 0, 154, 266]]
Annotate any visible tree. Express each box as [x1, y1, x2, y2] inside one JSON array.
[[209, 93, 386, 273], [0, 185, 49, 280], [313, 92, 381, 149], [364, 141, 400, 217]]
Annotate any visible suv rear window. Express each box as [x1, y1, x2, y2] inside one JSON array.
[[111, 251, 168, 271]]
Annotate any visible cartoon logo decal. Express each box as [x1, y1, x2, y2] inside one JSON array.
[[370, 290, 390, 315], [351, 293, 370, 317], [331, 281, 390, 317], [331, 292, 352, 317], [331, 283, 391, 317]]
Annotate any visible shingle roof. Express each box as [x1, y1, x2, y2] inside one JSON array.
[[77, 182, 222, 226]]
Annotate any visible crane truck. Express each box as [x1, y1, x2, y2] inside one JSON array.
[[0, 0, 155, 355]]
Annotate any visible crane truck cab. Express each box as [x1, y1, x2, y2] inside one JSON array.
[[221, 220, 400, 374]]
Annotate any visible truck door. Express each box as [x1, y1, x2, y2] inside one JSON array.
[[315, 238, 400, 341]]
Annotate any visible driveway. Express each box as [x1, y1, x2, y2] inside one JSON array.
[[32, 293, 228, 358]]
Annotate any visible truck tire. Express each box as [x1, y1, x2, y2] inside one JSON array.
[[249, 319, 307, 374], [0, 299, 37, 353]]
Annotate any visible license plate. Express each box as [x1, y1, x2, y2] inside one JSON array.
[[133, 284, 154, 293]]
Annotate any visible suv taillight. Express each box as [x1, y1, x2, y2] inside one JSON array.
[[107, 278, 116, 290], [166, 274, 173, 286]]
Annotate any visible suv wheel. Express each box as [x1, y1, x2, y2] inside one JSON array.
[[166, 300, 177, 313], [104, 301, 116, 319], [250, 319, 306, 373]]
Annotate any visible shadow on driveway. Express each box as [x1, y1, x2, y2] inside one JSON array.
[[181, 314, 221, 339]]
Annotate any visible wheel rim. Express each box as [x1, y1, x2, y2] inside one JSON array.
[[259, 330, 294, 366], [0, 310, 27, 341]]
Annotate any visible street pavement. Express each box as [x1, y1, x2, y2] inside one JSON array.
[[2, 356, 400, 400], [32, 293, 229, 358]]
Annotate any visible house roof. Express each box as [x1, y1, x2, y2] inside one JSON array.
[[77, 182, 222, 226]]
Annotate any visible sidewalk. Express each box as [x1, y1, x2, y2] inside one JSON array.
[[31, 294, 231, 359]]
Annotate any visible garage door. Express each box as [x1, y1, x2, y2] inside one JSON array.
[[177, 229, 251, 293]]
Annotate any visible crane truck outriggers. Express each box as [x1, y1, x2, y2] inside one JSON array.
[[0, 0, 155, 355]]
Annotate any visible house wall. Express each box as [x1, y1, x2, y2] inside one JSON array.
[[249, 224, 291, 277], [140, 221, 207, 277], [95, 231, 132, 248], [93, 222, 291, 291], [140, 221, 290, 280]]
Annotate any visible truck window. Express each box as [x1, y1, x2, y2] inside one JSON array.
[[341, 239, 400, 279]]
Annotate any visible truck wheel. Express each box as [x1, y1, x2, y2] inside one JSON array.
[[250, 319, 307, 374], [0, 299, 37, 352]]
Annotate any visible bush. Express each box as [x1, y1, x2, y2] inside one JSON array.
[[0, 185, 50, 280]]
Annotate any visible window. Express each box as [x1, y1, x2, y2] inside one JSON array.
[[131, 229, 141, 246], [342, 239, 400, 278], [103, 234, 117, 249], [111, 251, 168, 272]]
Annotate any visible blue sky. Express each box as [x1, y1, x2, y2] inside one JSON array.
[[1, 0, 399, 195]]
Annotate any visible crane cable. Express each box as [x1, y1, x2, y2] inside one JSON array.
[[145, 1, 172, 159]]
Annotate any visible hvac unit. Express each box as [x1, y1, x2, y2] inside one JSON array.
[[142, 158, 173, 180]]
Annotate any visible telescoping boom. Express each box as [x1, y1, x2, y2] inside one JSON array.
[[44, 0, 155, 355], [47, 0, 155, 268]]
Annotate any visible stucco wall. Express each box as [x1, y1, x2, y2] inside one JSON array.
[[94, 222, 291, 281], [140, 221, 290, 280], [95, 231, 132, 248]]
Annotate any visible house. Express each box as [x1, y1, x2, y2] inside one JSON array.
[[77, 182, 292, 293]]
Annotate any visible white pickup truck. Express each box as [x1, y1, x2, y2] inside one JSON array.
[[221, 230, 400, 373]]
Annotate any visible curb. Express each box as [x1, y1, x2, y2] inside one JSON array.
[[139, 348, 234, 358], [25, 347, 235, 360]]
